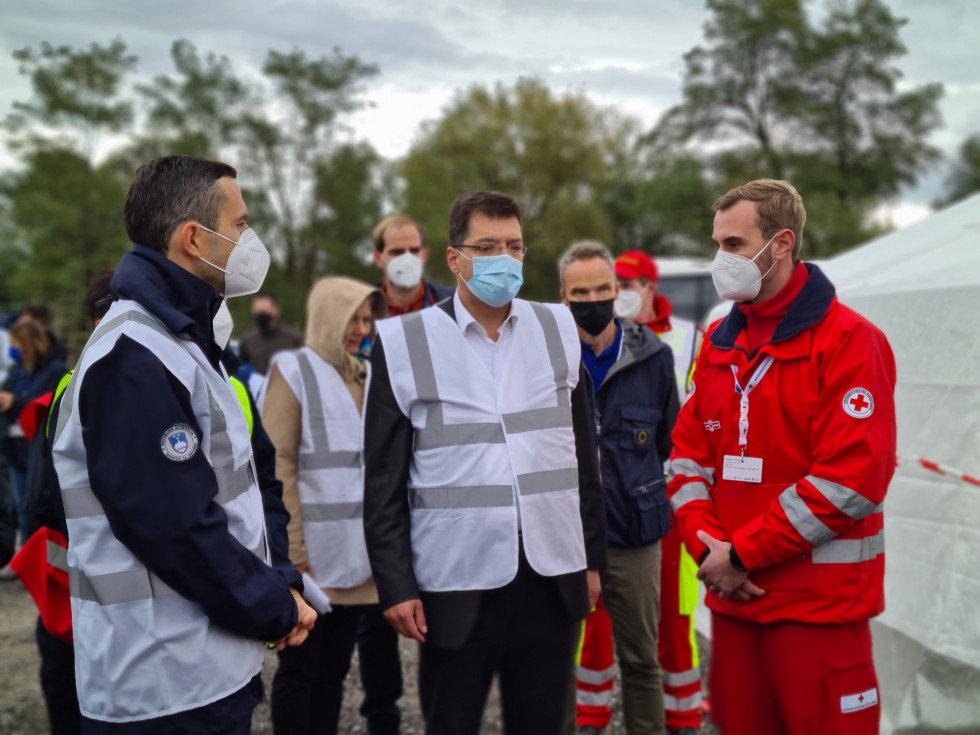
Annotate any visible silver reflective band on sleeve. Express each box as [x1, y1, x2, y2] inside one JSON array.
[[54, 309, 175, 446], [249, 532, 267, 558], [61, 485, 105, 520], [577, 689, 612, 707], [213, 466, 255, 505], [577, 665, 616, 686], [408, 485, 513, 509], [300, 501, 364, 521], [516, 467, 578, 496], [527, 303, 571, 407], [70, 567, 179, 606], [663, 692, 703, 712], [294, 351, 364, 470], [812, 530, 885, 564], [47, 540, 69, 573], [662, 667, 701, 687], [670, 482, 712, 514], [667, 458, 716, 485], [806, 475, 879, 520], [501, 406, 573, 434], [779, 486, 836, 546]]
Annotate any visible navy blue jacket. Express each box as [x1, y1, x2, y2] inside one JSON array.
[[594, 319, 679, 548], [75, 246, 299, 648]]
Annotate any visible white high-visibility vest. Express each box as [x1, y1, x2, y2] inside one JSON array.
[[375, 299, 587, 591], [52, 300, 269, 723], [657, 315, 700, 396], [269, 347, 371, 589]]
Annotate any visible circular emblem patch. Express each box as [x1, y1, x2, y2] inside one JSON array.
[[842, 388, 874, 419], [161, 424, 199, 461]]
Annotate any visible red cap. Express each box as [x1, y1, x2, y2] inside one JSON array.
[[614, 250, 658, 283]]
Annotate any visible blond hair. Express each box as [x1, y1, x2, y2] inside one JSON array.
[[713, 179, 806, 261]]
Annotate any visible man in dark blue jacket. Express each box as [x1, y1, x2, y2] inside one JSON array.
[[560, 240, 679, 735], [51, 155, 316, 734]]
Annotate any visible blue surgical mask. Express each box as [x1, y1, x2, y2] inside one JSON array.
[[8, 346, 21, 364], [457, 251, 524, 307]]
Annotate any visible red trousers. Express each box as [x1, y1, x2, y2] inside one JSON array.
[[710, 614, 880, 735], [576, 528, 702, 730]]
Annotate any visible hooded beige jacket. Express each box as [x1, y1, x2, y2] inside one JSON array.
[[262, 277, 386, 605]]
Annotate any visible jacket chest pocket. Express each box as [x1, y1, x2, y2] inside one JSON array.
[[618, 406, 661, 451]]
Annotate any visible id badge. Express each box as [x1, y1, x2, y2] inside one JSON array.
[[722, 455, 763, 483]]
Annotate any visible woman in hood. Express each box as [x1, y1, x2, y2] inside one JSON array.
[[262, 277, 386, 735]]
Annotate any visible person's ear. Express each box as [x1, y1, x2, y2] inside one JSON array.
[[447, 246, 461, 276], [372, 249, 386, 271], [775, 229, 795, 261]]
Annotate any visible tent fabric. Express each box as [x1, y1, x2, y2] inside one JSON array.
[[820, 193, 980, 734]]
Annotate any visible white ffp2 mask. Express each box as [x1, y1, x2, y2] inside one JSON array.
[[710, 233, 779, 302], [212, 300, 234, 349], [199, 226, 271, 298], [385, 252, 423, 289], [614, 288, 643, 320]]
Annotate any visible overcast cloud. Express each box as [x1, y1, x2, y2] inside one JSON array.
[[1, 0, 977, 221]]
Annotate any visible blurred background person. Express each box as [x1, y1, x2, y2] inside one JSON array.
[[263, 276, 386, 735], [239, 291, 304, 376], [372, 215, 454, 317], [19, 303, 68, 365], [0, 317, 67, 561]]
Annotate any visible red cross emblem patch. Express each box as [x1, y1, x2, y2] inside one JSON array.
[[842, 388, 874, 419]]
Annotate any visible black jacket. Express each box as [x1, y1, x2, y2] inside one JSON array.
[[363, 297, 607, 650], [594, 319, 679, 548]]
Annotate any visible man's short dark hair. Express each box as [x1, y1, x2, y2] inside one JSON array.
[[448, 191, 522, 245], [124, 155, 237, 255], [253, 291, 278, 306], [85, 269, 115, 323], [21, 302, 52, 326]]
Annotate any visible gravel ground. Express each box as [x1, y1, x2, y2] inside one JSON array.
[[1, 578, 715, 734]]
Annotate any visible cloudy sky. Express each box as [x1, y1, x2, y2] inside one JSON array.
[[1, 0, 977, 225]]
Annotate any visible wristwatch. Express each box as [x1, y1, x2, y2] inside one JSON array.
[[729, 545, 747, 572]]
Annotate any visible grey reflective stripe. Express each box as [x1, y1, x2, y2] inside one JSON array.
[[415, 422, 505, 450], [806, 475, 879, 520], [663, 692, 703, 712], [47, 540, 69, 573], [70, 567, 179, 606], [779, 486, 835, 545], [54, 308, 173, 446], [301, 501, 364, 521], [249, 532, 267, 558], [667, 458, 715, 485], [527, 302, 570, 407], [409, 485, 513, 509], [61, 485, 104, 519], [208, 389, 252, 506], [401, 312, 443, 423], [501, 406, 573, 434], [662, 667, 701, 687], [577, 689, 611, 706], [294, 350, 363, 470], [517, 467, 577, 496], [812, 530, 885, 564], [670, 482, 712, 514], [577, 665, 616, 686]]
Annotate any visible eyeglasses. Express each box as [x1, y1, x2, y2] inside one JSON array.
[[453, 242, 527, 258]]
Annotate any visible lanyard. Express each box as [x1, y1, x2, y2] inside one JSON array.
[[730, 356, 774, 457]]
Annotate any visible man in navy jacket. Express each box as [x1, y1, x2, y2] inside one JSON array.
[[559, 240, 679, 735]]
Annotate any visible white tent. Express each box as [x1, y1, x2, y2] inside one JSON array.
[[820, 193, 980, 733]]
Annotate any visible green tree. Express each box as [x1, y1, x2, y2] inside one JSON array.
[[652, 0, 943, 255], [936, 134, 980, 208], [238, 47, 382, 302], [400, 78, 638, 300], [2, 39, 136, 357]]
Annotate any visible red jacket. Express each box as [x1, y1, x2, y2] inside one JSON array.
[[667, 263, 896, 624]]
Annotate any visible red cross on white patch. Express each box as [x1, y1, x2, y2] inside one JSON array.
[[842, 387, 874, 419]]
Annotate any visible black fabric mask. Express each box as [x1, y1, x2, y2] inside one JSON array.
[[255, 313, 275, 334], [568, 299, 615, 336]]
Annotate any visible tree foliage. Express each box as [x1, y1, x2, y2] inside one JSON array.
[[401, 78, 639, 300], [652, 0, 944, 255], [936, 134, 980, 208]]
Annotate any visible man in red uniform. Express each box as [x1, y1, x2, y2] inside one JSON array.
[[668, 179, 896, 735]]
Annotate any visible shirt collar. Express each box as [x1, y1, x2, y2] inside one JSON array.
[[453, 289, 519, 337]]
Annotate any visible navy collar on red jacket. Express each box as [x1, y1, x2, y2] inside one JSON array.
[[711, 262, 836, 350], [111, 245, 224, 365]]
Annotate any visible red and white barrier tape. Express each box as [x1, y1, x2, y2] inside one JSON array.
[[898, 456, 980, 487]]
